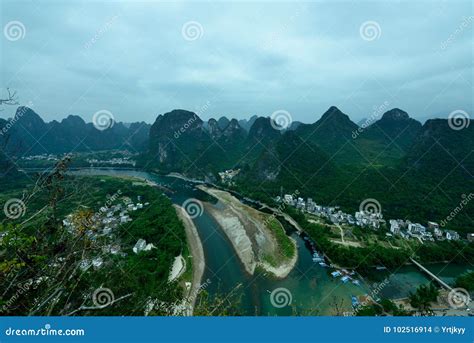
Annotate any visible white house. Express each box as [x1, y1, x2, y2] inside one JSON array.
[[389, 219, 400, 235], [446, 230, 460, 241]]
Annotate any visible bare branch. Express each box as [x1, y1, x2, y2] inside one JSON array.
[[0, 88, 19, 106]]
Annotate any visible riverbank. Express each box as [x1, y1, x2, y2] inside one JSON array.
[[197, 185, 297, 278], [168, 255, 186, 282], [173, 205, 205, 315]]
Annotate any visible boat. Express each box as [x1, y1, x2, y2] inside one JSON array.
[[319, 262, 328, 267], [351, 295, 359, 308], [312, 257, 323, 262], [352, 280, 360, 286], [341, 276, 350, 283], [331, 271, 341, 277]]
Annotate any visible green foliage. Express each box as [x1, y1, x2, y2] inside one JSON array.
[[0, 173, 186, 315], [281, 207, 410, 274], [356, 298, 410, 316], [455, 271, 474, 291], [409, 283, 439, 311], [266, 218, 295, 261]]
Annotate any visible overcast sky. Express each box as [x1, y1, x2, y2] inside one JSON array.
[[1, 0, 472, 124]]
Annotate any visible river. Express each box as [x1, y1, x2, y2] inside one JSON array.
[[69, 168, 472, 315]]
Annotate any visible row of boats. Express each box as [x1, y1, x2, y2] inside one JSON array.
[[302, 231, 362, 309], [306, 238, 361, 286], [330, 269, 361, 286]]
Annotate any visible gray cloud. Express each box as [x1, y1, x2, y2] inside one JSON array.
[[1, 0, 472, 124]]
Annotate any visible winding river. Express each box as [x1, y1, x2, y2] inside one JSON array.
[[69, 168, 472, 315]]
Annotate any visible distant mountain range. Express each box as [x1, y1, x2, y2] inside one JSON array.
[[142, 106, 473, 233], [2, 106, 471, 176], [1, 105, 472, 232], [0, 107, 150, 157]]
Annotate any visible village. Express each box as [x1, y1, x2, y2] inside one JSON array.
[[62, 194, 151, 272], [85, 156, 136, 167], [276, 194, 474, 244]]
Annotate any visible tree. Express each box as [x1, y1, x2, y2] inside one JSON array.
[[409, 283, 439, 313], [0, 88, 18, 107]]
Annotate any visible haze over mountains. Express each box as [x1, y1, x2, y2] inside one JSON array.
[[1, 104, 472, 232], [1, 107, 150, 156], [1, 105, 472, 178]]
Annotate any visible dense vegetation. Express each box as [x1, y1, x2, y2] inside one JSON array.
[[4, 105, 473, 235], [409, 284, 439, 312], [455, 271, 474, 292], [272, 206, 472, 275], [356, 298, 410, 316], [264, 218, 296, 266], [0, 164, 186, 315]]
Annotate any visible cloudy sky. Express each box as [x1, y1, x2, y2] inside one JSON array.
[[1, 0, 472, 124]]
